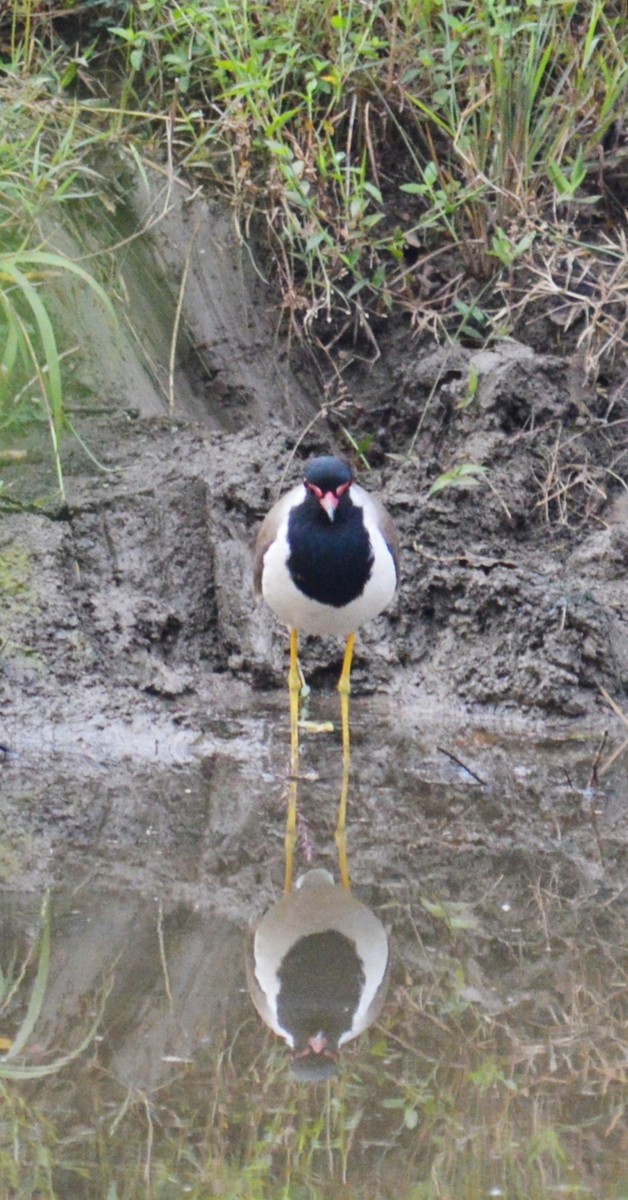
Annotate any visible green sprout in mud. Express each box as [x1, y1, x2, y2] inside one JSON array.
[[428, 462, 488, 497]]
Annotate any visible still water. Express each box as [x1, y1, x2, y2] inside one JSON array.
[[0, 699, 626, 1199]]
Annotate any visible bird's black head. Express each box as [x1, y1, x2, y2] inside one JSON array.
[[303, 456, 353, 521]]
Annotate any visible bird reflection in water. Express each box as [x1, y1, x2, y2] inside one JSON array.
[[246, 864, 389, 1081]]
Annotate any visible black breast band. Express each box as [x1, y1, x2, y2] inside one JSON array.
[[287, 501, 373, 607]]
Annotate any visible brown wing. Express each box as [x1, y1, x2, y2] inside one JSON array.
[[253, 518, 273, 596], [360, 489, 399, 584]]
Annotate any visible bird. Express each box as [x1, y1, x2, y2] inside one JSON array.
[[246, 868, 390, 1081], [254, 455, 399, 889]]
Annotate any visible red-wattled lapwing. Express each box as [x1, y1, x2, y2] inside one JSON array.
[[254, 456, 399, 888], [246, 868, 390, 1081]]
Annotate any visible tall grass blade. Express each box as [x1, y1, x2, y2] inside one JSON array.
[[0, 894, 111, 1080], [3, 893, 52, 1061]]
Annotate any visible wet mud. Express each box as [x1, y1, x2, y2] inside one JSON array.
[[0, 175, 627, 1196]]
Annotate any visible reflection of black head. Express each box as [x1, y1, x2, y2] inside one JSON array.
[[291, 1051, 339, 1082], [277, 929, 365, 1065]]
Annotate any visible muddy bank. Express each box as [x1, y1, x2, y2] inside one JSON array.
[[0, 171, 627, 895], [0, 175, 626, 859]]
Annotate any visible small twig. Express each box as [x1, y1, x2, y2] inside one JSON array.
[[437, 746, 486, 786], [375, 1013, 441, 1061], [413, 541, 517, 570], [588, 730, 608, 789], [345, 91, 357, 203], [483, 470, 513, 523], [598, 687, 628, 778], [276, 406, 329, 495], [168, 206, 204, 414], [8, 344, 79, 409], [585, 790, 606, 866], [600, 736, 628, 778], [297, 813, 316, 864], [599, 685, 628, 729], [584, 731, 607, 865], [142, 1093, 155, 1195], [363, 100, 380, 189], [156, 901, 174, 1013], [532, 879, 552, 953]]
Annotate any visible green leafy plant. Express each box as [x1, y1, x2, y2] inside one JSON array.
[[0, 251, 117, 499], [429, 462, 488, 496], [5, 0, 628, 374]]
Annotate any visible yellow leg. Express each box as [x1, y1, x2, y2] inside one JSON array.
[[284, 776, 298, 894], [337, 633, 355, 771], [285, 628, 300, 894]]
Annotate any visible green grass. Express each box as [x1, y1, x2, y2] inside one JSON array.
[[3, 0, 628, 383], [0, 895, 109, 1196], [2, 0, 628, 494], [96, 0, 628, 362], [0, 32, 119, 501], [0, 250, 117, 500]]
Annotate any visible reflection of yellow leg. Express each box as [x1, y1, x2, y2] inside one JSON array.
[[335, 762, 351, 890], [285, 776, 298, 894], [285, 629, 300, 894], [336, 634, 355, 892], [338, 633, 355, 772]]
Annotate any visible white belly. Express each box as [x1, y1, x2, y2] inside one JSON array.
[[261, 522, 397, 637]]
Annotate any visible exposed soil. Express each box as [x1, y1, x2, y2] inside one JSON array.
[[1, 174, 627, 1196], [1, 171, 627, 899]]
